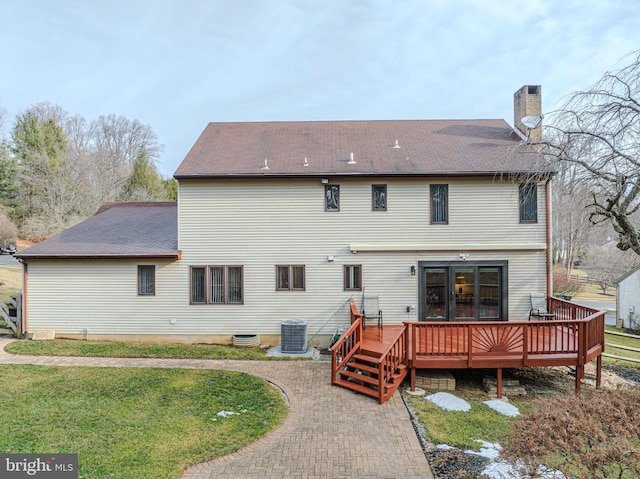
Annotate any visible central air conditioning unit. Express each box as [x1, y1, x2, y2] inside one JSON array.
[[280, 319, 308, 353]]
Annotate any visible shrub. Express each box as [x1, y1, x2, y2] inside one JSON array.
[[504, 388, 640, 478], [553, 274, 584, 298]]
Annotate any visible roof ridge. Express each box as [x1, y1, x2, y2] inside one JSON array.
[[94, 202, 176, 216]]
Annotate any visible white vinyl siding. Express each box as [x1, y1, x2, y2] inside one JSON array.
[[25, 177, 548, 338], [27, 260, 185, 335]]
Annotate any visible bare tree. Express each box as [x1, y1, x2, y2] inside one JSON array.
[[6, 102, 164, 239], [582, 241, 639, 295], [0, 206, 18, 242], [551, 160, 594, 277], [543, 50, 640, 256], [88, 114, 162, 205]]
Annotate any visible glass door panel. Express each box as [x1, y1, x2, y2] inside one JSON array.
[[454, 268, 475, 319], [425, 268, 447, 320], [479, 267, 500, 319]]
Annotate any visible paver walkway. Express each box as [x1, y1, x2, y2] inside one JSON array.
[[0, 338, 433, 479]]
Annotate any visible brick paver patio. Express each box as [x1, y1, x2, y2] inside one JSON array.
[[0, 338, 433, 479]]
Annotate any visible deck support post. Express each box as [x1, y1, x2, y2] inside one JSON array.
[[496, 368, 503, 399], [575, 365, 583, 395], [596, 356, 602, 389], [410, 367, 416, 391]]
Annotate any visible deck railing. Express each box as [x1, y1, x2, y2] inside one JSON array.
[[407, 297, 606, 367], [330, 303, 363, 385], [378, 325, 407, 403], [549, 297, 606, 363], [550, 296, 597, 321]]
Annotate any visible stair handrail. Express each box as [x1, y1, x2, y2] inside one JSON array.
[[330, 302, 363, 385], [377, 325, 408, 402]]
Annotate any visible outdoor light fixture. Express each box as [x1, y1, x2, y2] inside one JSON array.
[[410, 265, 416, 276], [321, 178, 329, 184]]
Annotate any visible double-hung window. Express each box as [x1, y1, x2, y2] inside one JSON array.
[[276, 265, 305, 291], [430, 184, 448, 224], [344, 265, 362, 291], [137, 265, 155, 296], [190, 265, 244, 304], [519, 183, 538, 223]]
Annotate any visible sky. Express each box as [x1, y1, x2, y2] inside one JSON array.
[[0, 0, 638, 177]]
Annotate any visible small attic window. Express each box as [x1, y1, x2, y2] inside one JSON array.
[[528, 86, 540, 95]]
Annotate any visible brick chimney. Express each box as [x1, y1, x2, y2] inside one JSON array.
[[514, 85, 542, 141]]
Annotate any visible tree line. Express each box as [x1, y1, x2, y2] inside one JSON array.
[[0, 102, 175, 242]]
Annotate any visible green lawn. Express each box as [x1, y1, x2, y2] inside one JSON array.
[[604, 327, 640, 367], [0, 264, 21, 304], [406, 393, 531, 450], [0, 365, 288, 479], [4, 339, 300, 360]]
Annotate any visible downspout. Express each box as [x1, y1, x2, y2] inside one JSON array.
[[545, 179, 553, 299]]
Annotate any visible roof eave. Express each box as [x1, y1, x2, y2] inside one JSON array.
[[175, 170, 555, 180], [16, 251, 182, 261]]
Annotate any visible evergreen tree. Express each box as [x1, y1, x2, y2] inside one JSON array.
[[162, 178, 178, 201], [0, 140, 21, 213], [118, 149, 165, 201]]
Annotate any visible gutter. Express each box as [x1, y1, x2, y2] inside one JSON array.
[[14, 251, 182, 261], [16, 258, 28, 337], [546, 179, 553, 298], [174, 171, 554, 180]]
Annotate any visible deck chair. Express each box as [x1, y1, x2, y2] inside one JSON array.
[[528, 293, 555, 320], [361, 294, 383, 330]]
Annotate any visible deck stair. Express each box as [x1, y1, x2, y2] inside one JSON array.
[[331, 299, 408, 403], [333, 351, 407, 402]]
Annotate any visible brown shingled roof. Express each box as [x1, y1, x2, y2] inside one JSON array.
[[16, 202, 179, 259], [174, 119, 550, 178]]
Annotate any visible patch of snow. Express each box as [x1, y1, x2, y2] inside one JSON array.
[[217, 410, 237, 417], [467, 440, 565, 479], [436, 444, 455, 450], [405, 387, 426, 396], [484, 399, 520, 417], [426, 392, 471, 412]]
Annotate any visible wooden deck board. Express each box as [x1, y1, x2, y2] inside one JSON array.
[[361, 325, 406, 356]]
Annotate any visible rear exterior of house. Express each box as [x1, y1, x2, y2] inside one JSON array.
[[17, 86, 553, 345]]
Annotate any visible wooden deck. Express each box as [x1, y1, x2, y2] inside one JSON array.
[[331, 297, 606, 402]]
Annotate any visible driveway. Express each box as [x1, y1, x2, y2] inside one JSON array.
[[572, 299, 617, 326], [0, 338, 433, 479]]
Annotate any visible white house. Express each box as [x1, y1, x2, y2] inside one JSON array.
[[16, 86, 553, 345], [615, 266, 640, 329]]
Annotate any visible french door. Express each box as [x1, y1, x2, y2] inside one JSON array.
[[420, 261, 507, 321]]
